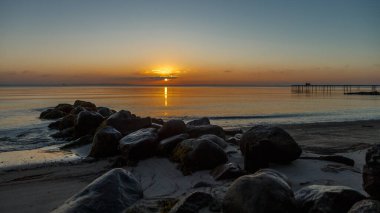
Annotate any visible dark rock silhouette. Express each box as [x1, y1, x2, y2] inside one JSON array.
[[74, 111, 104, 137], [157, 133, 189, 156], [168, 191, 213, 213], [158, 119, 187, 140], [73, 100, 97, 111], [186, 117, 210, 126], [186, 125, 225, 139], [119, 128, 158, 161], [52, 168, 143, 213], [223, 169, 297, 213], [348, 199, 380, 213], [40, 108, 66, 119], [240, 125, 302, 172], [363, 144, 380, 199], [295, 185, 365, 213], [211, 163, 245, 181], [89, 126, 122, 158], [105, 110, 151, 135]]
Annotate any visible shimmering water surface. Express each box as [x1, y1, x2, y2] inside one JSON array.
[[1, 86, 379, 151]]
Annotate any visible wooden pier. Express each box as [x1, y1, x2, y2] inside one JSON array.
[[291, 84, 380, 95]]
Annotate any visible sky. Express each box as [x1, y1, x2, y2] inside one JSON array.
[[0, 0, 379, 86]]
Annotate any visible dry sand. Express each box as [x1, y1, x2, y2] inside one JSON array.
[[0, 120, 379, 213]]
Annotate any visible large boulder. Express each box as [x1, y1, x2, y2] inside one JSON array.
[[363, 144, 380, 199], [119, 128, 158, 161], [157, 133, 189, 156], [89, 126, 123, 158], [70, 106, 86, 115], [158, 119, 187, 140], [172, 138, 227, 173], [74, 111, 104, 137], [168, 191, 213, 213], [295, 185, 365, 213], [186, 125, 225, 139], [40, 108, 66, 119], [105, 110, 151, 135], [186, 117, 210, 126], [240, 125, 302, 172], [52, 168, 143, 213], [223, 169, 297, 213], [73, 100, 97, 111], [348, 199, 380, 213]]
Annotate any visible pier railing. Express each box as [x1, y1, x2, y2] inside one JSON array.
[[291, 84, 379, 94]]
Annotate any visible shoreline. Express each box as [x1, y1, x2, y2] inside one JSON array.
[[0, 119, 379, 212]]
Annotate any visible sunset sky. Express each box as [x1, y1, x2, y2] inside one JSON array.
[[0, 0, 379, 86]]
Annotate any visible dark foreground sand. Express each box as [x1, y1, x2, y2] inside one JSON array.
[[0, 120, 379, 213]]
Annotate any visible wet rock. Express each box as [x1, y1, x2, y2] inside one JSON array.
[[199, 134, 228, 149], [55, 103, 74, 113], [223, 169, 297, 213], [97, 106, 116, 117], [48, 114, 76, 130], [158, 119, 187, 140], [60, 135, 93, 149], [363, 144, 380, 199], [226, 137, 239, 145], [74, 111, 104, 137], [40, 108, 66, 119], [51, 127, 74, 139], [89, 126, 122, 158], [157, 133, 189, 156], [52, 168, 143, 213], [211, 163, 245, 181], [119, 128, 158, 161], [73, 100, 97, 111], [186, 125, 225, 139], [348, 199, 380, 213], [186, 117, 210, 126], [105, 110, 151, 135], [240, 125, 302, 172], [172, 138, 227, 173], [295, 185, 365, 213], [168, 191, 213, 213]]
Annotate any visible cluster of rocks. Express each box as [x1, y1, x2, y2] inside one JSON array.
[[42, 101, 380, 213]]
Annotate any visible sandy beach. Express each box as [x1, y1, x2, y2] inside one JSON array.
[[0, 119, 378, 213]]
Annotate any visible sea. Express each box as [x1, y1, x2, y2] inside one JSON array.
[[1, 86, 379, 152]]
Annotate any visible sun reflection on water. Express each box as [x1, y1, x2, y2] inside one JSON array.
[[164, 86, 168, 107]]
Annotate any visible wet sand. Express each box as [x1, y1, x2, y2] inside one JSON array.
[[0, 120, 379, 213]]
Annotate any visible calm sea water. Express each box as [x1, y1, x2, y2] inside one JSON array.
[[0, 86, 379, 152]]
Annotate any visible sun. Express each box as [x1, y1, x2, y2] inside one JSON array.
[[164, 78, 168, 82]]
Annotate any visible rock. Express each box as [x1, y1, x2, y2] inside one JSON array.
[[348, 199, 380, 213], [168, 191, 213, 213], [52, 168, 143, 213], [226, 137, 239, 145], [186, 117, 210, 126], [48, 114, 76, 130], [186, 125, 225, 139], [60, 135, 93, 149], [363, 144, 380, 199], [158, 119, 187, 140], [73, 100, 97, 111], [70, 106, 86, 115], [74, 111, 104, 137], [125, 198, 178, 213], [211, 163, 245, 181], [40, 108, 66, 119], [51, 127, 74, 139], [295, 185, 365, 213], [89, 126, 122, 158], [192, 181, 215, 188], [172, 138, 227, 173], [119, 128, 158, 161], [55, 103, 74, 113], [157, 133, 189, 156], [199, 134, 228, 149], [105, 110, 152, 135], [240, 125, 302, 172], [97, 107, 116, 117], [223, 169, 297, 213]]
